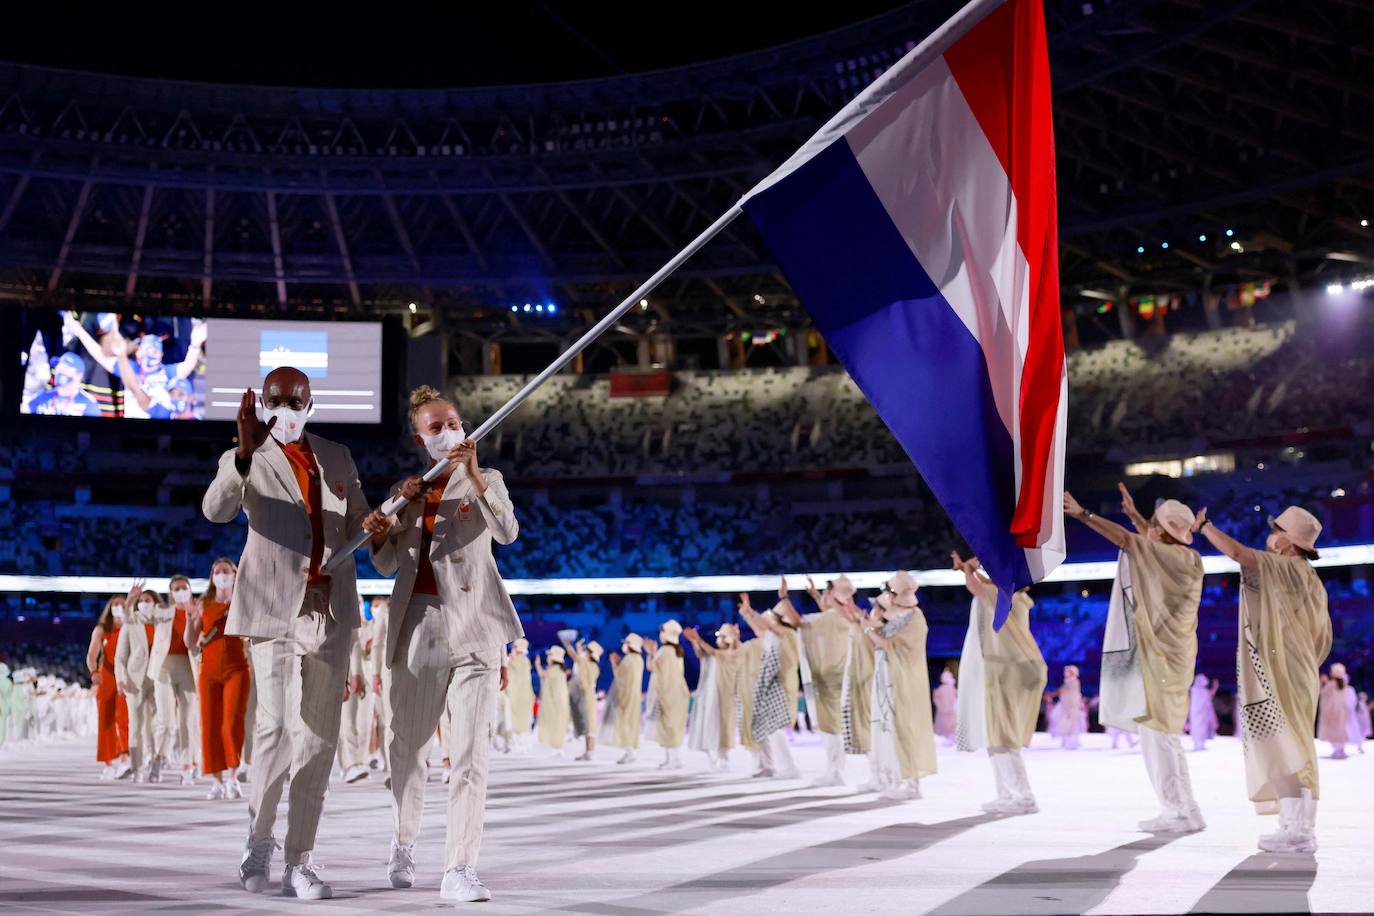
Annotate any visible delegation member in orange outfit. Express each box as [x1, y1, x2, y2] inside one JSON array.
[[186, 557, 251, 801], [86, 592, 134, 780]]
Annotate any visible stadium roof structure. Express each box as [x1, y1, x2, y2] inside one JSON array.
[[0, 0, 1370, 342]]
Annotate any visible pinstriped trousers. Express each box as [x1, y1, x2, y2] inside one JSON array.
[[388, 595, 501, 870], [246, 616, 350, 866]]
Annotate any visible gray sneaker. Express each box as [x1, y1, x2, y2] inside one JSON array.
[[239, 836, 278, 894], [388, 840, 416, 889], [440, 865, 492, 903], [283, 859, 332, 900]]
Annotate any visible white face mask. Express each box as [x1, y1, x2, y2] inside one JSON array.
[[138, 601, 154, 614], [172, 588, 191, 605], [213, 572, 235, 592], [421, 426, 464, 463], [112, 606, 126, 622], [258, 398, 312, 445]]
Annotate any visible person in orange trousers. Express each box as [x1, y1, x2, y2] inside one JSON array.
[[186, 558, 251, 801], [86, 591, 136, 780]]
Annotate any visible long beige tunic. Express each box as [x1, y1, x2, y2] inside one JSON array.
[[653, 647, 690, 748], [1317, 681, 1350, 743], [574, 654, 600, 716], [800, 611, 849, 735], [536, 664, 570, 749], [979, 591, 1048, 749], [885, 610, 937, 780], [845, 620, 876, 754], [611, 651, 645, 749], [506, 653, 536, 733], [713, 650, 741, 749], [1239, 552, 1331, 812], [1125, 534, 1204, 734], [738, 639, 764, 752], [776, 620, 802, 726]]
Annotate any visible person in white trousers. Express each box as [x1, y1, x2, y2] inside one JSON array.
[[367, 598, 392, 777], [1066, 487, 1207, 834], [336, 618, 372, 783], [114, 582, 158, 780], [203, 367, 374, 901], [368, 385, 524, 905], [151, 574, 200, 785]]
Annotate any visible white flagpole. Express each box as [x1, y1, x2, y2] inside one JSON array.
[[325, 205, 743, 572]]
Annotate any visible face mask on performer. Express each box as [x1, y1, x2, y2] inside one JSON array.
[[112, 603, 126, 622], [213, 572, 235, 592], [138, 600, 154, 615], [411, 393, 465, 465], [421, 426, 465, 462], [171, 587, 191, 606], [258, 395, 313, 444]]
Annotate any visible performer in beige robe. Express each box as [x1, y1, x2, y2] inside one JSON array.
[[566, 640, 602, 761], [607, 634, 645, 763], [932, 671, 958, 745], [839, 596, 876, 776], [1317, 662, 1357, 758], [862, 571, 936, 800], [534, 646, 571, 754], [784, 575, 857, 786], [647, 620, 690, 768], [684, 624, 742, 770], [953, 552, 1047, 815], [738, 593, 802, 780], [737, 633, 765, 768], [1066, 489, 1207, 833], [505, 639, 536, 754], [1194, 504, 1331, 853]]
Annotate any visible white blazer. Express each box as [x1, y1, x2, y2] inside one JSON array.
[[202, 433, 371, 640], [114, 615, 153, 692], [145, 603, 181, 681], [371, 467, 524, 665]]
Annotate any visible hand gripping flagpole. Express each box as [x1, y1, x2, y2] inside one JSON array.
[[324, 205, 744, 573]]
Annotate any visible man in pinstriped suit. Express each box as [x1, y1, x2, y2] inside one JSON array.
[[202, 367, 376, 902], [367, 384, 523, 905]]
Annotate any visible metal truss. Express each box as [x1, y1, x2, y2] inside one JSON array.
[[0, 0, 1370, 339]]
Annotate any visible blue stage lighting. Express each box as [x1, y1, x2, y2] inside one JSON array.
[[535, 304, 544, 312], [548, 304, 558, 314], [523, 304, 532, 312]]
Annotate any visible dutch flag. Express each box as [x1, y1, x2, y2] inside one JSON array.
[[742, 0, 1067, 625]]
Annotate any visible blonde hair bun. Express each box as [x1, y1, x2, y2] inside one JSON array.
[[408, 384, 449, 427]]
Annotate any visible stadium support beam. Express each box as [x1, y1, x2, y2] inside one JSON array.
[[498, 192, 557, 272], [47, 178, 94, 293], [436, 187, 489, 273], [323, 191, 361, 306], [124, 183, 154, 300], [0, 173, 31, 235], [552, 187, 624, 268], [264, 190, 288, 307], [201, 188, 214, 308]]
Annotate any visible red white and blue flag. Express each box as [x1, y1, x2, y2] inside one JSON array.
[[742, 0, 1066, 624]]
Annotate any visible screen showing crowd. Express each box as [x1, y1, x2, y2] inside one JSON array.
[[21, 311, 207, 419], [19, 310, 384, 424]]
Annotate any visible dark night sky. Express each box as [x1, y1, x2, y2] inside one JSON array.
[[0, 2, 915, 89]]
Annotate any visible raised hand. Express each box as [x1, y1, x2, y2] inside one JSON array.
[[1117, 482, 1139, 517], [189, 319, 208, 349], [1063, 490, 1087, 520], [778, 575, 789, 599], [236, 388, 274, 460], [1192, 506, 1208, 532], [125, 579, 145, 607]]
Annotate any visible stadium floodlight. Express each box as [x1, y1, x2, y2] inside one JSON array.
[[1225, 228, 1234, 237], [1161, 242, 1169, 249], [1326, 283, 1344, 295], [1136, 246, 1145, 253], [408, 303, 417, 313], [1362, 219, 1369, 227], [548, 304, 558, 314], [510, 305, 518, 312], [1198, 234, 1207, 242], [523, 304, 532, 312]]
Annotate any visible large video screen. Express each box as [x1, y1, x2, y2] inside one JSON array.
[[19, 310, 382, 423]]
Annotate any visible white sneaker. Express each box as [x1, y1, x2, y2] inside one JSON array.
[[239, 836, 278, 893], [206, 781, 226, 801], [226, 778, 244, 800], [149, 758, 162, 783], [283, 859, 332, 900], [440, 865, 492, 903], [181, 769, 196, 786], [616, 751, 635, 765], [344, 765, 369, 784], [1138, 811, 1198, 833], [752, 767, 775, 779], [574, 752, 592, 761], [772, 767, 802, 780], [388, 840, 416, 889], [442, 769, 452, 784], [133, 770, 146, 784], [100, 765, 114, 781], [114, 760, 134, 780], [809, 773, 845, 788]]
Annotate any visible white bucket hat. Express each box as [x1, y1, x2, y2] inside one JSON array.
[[660, 619, 683, 644], [1154, 499, 1196, 545], [587, 641, 604, 661], [624, 633, 644, 653], [831, 575, 857, 602], [887, 570, 919, 608], [1269, 506, 1322, 555], [547, 645, 566, 665]]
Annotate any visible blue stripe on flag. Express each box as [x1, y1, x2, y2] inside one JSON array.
[[744, 138, 1032, 601]]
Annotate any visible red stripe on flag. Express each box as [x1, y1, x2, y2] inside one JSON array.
[[942, 0, 1064, 548]]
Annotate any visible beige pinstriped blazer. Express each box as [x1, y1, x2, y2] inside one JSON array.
[[370, 467, 524, 665], [113, 615, 153, 691], [201, 433, 371, 641]]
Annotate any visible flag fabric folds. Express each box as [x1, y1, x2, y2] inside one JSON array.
[[742, 0, 1067, 626]]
